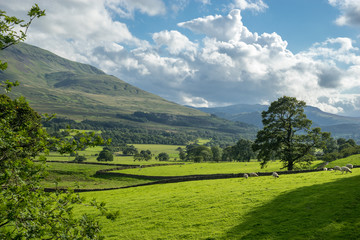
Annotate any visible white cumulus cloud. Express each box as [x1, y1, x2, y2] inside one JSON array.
[[329, 0, 360, 27]]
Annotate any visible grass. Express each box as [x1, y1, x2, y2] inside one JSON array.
[[76, 169, 360, 239], [132, 144, 184, 159], [111, 160, 323, 177], [41, 162, 153, 189], [327, 154, 360, 168], [45, 144, 185, 164]]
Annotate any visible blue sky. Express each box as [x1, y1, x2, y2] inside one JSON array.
[[2, 0, 360, 116]]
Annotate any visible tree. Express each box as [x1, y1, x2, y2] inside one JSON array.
[[211, 146, 222, 162], [74, 154, 87, 163], [0, 7, 117, 239], [232, 139, 255, 162], [186, 145, 212, 162], [97, 148, 114, 161], [122, 145, 138, 155], [156, 152, 170, 161], [134, 150, 152, 161], [252, 96, 330, 170]]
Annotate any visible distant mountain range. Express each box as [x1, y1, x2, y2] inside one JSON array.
[[195, 104, 360, 141]]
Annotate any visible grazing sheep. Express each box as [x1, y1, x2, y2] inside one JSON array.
[[249, 172, 258, 177], [272, 172, 279, 178], [346, 164, 353, 169], [243, 173, 249, 179], [333, 166, 341, 172], [341, 166, 352, 174], [323, 167, 327, 171]]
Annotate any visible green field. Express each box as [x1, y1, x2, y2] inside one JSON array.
[[41, 162, 153, 189], [39, 152, 360, 239], [44, 144, 185, 164], [111, 161, 322, 177], [76, 169, 360, 239]]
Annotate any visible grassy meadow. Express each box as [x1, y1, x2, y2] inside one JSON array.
[[41, 162, 153, 189], [77, 168, 360, 239], [40, 147, 360, 239], [112, 161, 322, 177], [44, 144, 185, 164]]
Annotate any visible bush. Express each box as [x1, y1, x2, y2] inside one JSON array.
[[74, 154, 87, 163], [97, 149, 114, 161]]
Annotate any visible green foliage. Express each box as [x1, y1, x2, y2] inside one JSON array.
[[122, 145, 138, 155], [0, 5, 44, 92], [74, 154, 87, 163], [186, 145, 212, 162], [97, 148, 114, 162], [134, 150, 152, 161], [211, 146, 222, 162], [0, 6, 116, 239], [156, 152, 170, 161], [253, 96, 330, 170]]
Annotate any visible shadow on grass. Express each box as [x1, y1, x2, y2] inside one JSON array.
[[222, 175, 360, 240]]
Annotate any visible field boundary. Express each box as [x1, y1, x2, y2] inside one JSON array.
[[43, 165, 359, 193]]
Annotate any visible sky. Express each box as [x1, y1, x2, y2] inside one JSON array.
[[2, 0, 360, 117]]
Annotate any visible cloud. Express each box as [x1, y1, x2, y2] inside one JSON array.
[[329, 0, 360, 27], [105, 0, 166, 18], [317, 66, 342, 88], [2, 1, 360, 116], [152, 30, 197, 57], [232, 0, 268, 12], [178, 9, 257, 42]]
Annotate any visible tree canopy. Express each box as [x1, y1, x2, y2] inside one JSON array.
[[252, 96, 330, 170]]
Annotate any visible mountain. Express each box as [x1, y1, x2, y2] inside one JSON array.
[[196, 104, 360, 141], [0, 43, 258, 143], [0, 43, 206, 120]]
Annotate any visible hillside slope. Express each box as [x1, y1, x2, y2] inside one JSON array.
[[0, 43, 258, 143], [0, 43, 206, 120]]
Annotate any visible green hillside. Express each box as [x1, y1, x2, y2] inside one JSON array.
[[0, 43, 206, 120], [0, 43, 258, 144]]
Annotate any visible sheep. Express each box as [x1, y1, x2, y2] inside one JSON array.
[[243, 173, 249, 179], [346, 164, 353, 169], [323, 167, 328, 171], [249, 172, 258, 177], [333, 166, 341, 172], [272, 172, 279, 178], [341, 166, 352, 174]]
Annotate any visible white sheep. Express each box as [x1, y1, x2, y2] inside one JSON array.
[[272, 172, 279, 178], [333, 166, 341, 172], [341, 166, 352, 174], [249, 172, 258, 177], [323, 167, 327, 171], [346, 164, 353, 169], [243, 173, 249, 179]]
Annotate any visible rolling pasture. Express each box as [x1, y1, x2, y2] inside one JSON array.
[[77, 168, 360, 240], [41, 145, 360, 239]]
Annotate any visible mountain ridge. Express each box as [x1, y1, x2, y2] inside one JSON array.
[[0, 43, 207, 120], [195, 104, 360, 141]]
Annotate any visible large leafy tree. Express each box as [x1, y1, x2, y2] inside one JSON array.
[[252, 96, 330, 170], [0, 6, 116, 239]]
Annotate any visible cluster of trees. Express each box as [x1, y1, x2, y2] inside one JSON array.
[[43, 116, 254, 147], [322, 137, 360, 161], [177, 138, 256, 163]]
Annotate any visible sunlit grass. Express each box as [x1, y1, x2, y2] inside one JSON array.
[[77, 169, 360, 239]]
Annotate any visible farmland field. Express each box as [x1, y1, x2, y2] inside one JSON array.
[[77, 168, 360, 239], [41, 162, 154, 189], [111, 161, 323, 177]]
